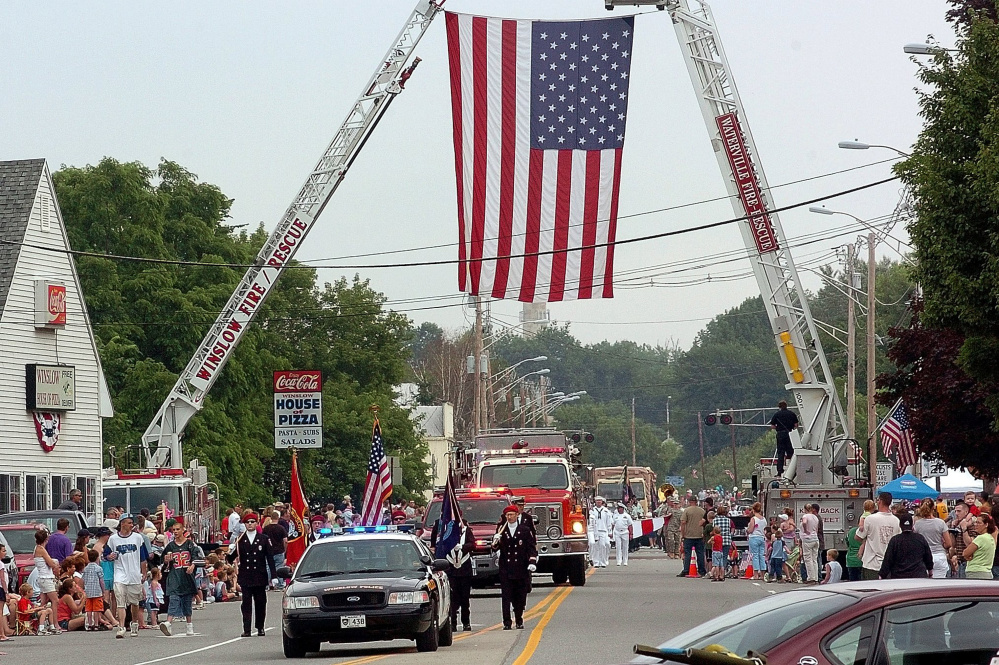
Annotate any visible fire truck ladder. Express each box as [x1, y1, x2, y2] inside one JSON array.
[[607, 0, 849, 484], [668, 0, 849, 484], [141, 1, 443, 470]]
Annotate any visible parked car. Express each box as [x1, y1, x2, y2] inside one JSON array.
[[0, 524, 42, 585], [631, 579, 999, 665], [0, 510, 89, 539]]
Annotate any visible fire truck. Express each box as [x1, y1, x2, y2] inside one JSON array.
[[106, 1, 443, 540], [467, 430, 589, 586], [606, 0, 874, 549], [592, 466, 658, 516]]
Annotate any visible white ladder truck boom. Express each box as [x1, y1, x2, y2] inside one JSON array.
[[608, 0, 850, 486], [140, 0, 443, 471]]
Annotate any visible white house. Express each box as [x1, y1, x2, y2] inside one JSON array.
[[0, 159, 113, 521], [410, 404, 454, 500]]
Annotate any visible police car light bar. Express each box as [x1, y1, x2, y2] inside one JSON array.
[[316, 524, 414, 539]]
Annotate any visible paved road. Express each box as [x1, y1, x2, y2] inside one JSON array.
[[0, 550, 782, 665]]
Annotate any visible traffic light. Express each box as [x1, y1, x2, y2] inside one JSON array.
[[585, 433, 594, 443], [704, 414, 717, 426], [571, 433, 581, 443], [704, 413, 732, 426], [720, 413, 733, 426]]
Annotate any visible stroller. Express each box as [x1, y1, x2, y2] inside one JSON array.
[[782, 544, 802, 583]]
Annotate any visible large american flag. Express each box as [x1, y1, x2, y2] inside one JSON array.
[[881, 401, 917, 472], [360, 419, 392, 527], [445, 13, 635, 302]]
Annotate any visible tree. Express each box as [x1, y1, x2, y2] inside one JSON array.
[[878, 301, 999, 476], [895, 9, 999, 423], [55, 158, 429, 506]]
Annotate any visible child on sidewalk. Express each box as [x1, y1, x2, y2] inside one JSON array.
[[821, 549, 843, 584], [82, 549, 105, 631], [768, 529, 787, 583], [710, 527, 725, 581], [145, 567, 164, 627]]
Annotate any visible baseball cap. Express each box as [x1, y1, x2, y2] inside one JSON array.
[[898, 512, 914, 530]]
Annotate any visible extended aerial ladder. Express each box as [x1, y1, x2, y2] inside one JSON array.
[[607, 0, 851, 486], [140, 1, 443, 470]]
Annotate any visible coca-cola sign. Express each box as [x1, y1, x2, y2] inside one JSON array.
[[34, 280, 67, 328], [274, 370, 323, 449], [274, 371, 322, 393]]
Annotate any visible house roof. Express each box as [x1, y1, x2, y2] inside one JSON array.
[[0, 159, 45, 317]]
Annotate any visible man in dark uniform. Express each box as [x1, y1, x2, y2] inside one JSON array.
[[769, 400, 800, 478], [432, 518, 475, 632], [226, 512, 277, 637], [491, 505, 537, 630]]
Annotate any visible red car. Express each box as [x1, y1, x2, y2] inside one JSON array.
[[421, 488, 514, 585], [0, 524, 46, 586], [633, 579, 999, 665]]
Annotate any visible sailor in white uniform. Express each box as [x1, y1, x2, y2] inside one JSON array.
[[588, 497, 613, 568], [611, 503, 635, 566]]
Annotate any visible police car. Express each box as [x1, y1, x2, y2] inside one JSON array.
[[279, 525, 453, 658]]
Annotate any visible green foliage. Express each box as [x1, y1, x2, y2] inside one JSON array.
[[54, 158, 428, 507], [894, 8, 999, 425], [675, 433, 777, 494]]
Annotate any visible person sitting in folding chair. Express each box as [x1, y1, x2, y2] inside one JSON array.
[[16, 583, 56, 635]]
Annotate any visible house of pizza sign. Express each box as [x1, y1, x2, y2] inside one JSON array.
[[273, 370, 323, 449]]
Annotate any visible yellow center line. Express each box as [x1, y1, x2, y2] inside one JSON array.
[[509, 581, 580, 665], [329, 579, 576, 665]]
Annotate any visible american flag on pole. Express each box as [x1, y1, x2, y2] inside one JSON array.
[[445, 13, 635, 302], [360, 418, 392, 527], [881, 401, 917, 472]]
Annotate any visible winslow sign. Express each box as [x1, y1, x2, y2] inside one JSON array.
[[273, 370, 323, 449]]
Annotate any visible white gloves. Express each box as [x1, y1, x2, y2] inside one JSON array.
[[527, 564, 536, 573], [491, 533, 502, 546]]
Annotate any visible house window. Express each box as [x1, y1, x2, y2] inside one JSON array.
[[77, 476, 96, 515], [25, 475, 48, 512], [0, 475, 21, 514], [52, 475, 73, 509]]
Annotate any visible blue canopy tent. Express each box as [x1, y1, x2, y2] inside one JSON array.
[[878, 473, 938, 501]]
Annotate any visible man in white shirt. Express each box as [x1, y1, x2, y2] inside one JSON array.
[[610, 504, 634, 566], [105, 515, 148, 638], [857, 492, 901, 580], [588, 497, 613, 568], [227, 503, 243, 536]]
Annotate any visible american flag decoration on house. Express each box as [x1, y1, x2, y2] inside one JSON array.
[[881, 400, 917, 472], [445, 13, 635, 302], [360, 417, 393, 526]]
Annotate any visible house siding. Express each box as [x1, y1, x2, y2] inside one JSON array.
[[0, 164, 106, 519]]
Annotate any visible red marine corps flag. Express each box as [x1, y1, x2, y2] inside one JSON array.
[[445, 13, 635, 302], [285, 450, 309, 567]]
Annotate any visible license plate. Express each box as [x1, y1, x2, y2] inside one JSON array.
[[341, 615, 366, 629]]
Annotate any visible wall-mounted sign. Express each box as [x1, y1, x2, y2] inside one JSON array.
[[34, 280, 66, 328], [25, 364, 76, 411], [274, 370, 322, 449]]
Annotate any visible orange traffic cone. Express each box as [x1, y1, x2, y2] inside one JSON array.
[[743, 562, 754, 579], [688, 559, 698, 577]]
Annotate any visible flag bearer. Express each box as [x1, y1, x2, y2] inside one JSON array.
[[491, 505, 537, 630]]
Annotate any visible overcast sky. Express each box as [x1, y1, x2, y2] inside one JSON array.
[[1, 1, 953, 349]]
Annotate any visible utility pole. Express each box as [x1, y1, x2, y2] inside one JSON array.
[[473, 296, 483, 436], [631, 397, 637, 466], [666, 396, 671, 441], [867, 234, 878, 486], [846, 243, 856, 442], [697, 412, 707, 491], [486, 349, 496, 430], [519, 383, 527, 429], [729, 408, 738, 488]]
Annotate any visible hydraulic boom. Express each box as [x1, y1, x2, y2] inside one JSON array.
[[141, 1, 442, 470]]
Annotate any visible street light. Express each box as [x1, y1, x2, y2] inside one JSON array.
[[903, 43, 958, 55], [491, 355, 547, 381], [493, 368, 550, 396], [837, 141, 910, 157]]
